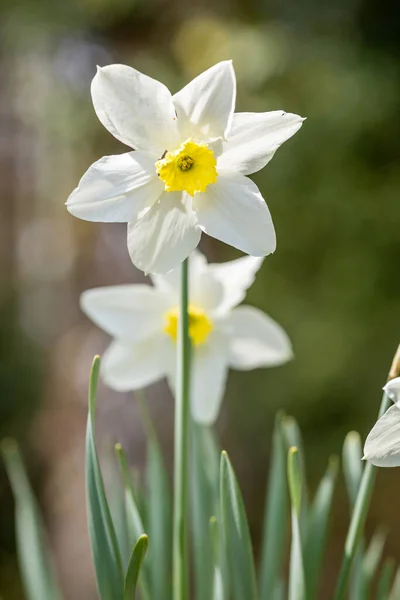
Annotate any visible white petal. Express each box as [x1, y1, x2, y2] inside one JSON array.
[[194, 171, 276, 256], [190, 272, 224, 314], [218, 111, 304, 175], [151, 249, 224, 313], [80, 285, 171, 342], [190, 332, 229, 424], [383, 377, 400, 408], [150, 249, 207, 296], [102, 337, 170, 391], [91, 64, 179, 153], [227, 306, 293, 370], [207, 255, 264, 313], [128, 192, 201, 274], [167, 331, 229, 424], [66, 152, 163, 222], [173, 61, 236, 141], [363, 405, 400, 467]]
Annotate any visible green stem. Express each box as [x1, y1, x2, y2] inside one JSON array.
[[333, 391, 392, 600], [173, 258, 191, 600]]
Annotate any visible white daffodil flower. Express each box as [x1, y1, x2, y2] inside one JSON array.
[[80, 251, 293, 424], [66, 61, 304, 274], [363, 377, 400, 467]]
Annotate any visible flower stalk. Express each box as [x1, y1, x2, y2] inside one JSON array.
[[173, 258, 191, 600]]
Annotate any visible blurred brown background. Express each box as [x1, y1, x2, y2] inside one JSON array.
[[1, 0, 400, 597]]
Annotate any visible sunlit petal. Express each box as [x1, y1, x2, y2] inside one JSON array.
[[218, 111, 304, 175], [227, 305, 293, 370], [364, 405, 400, 467], [92, 64, 179, 152], [66, 151, 163, 222]]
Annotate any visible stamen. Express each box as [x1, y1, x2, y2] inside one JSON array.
[[178, 155, 194, 171]]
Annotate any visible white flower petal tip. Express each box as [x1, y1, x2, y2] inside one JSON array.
[[227, 306, 293, 371], [363, 404, 400, 467], [383, 376, 400, 407], [91, 63, 179, 152], [217, 110, 305, 176], [173, 60, 236, 141]]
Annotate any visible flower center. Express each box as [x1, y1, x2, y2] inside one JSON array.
[[177, 155, 194, 171], [155, 138, 217, 196], [164, 304, 213, 346]]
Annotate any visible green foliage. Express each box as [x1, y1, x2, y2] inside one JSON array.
[[1, 440, 62, 600], [259, 412, 288, 600], [86, 356, 124, 600], [3, 358, 398, 600], [124, 535, 148, 600], [220, 451, 258, 600]]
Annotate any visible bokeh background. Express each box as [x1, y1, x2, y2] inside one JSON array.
[[1, 0, 399, 597]]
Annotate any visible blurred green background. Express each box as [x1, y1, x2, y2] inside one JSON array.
[[0, 0, 399, 597]]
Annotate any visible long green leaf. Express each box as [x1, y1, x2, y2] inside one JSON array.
[[343, 431, 365, 600], [376, 559, 395, 600], [1, 440, 63, 600], [305, 456, 339, 598], [146, 419, 172, 600], [115, 444, 151, 599], [210, 516, 225, 600], [259, 413, 288, 600], [192, 425, 221, 600], [220, 451, 258, 600], [282, 417, 308, 532], [360, 529, 387, 598], [343, 432, 364, 506], [108, 444, 130, 569], [389, 568, 400, 600], [86, 356, 124, 600], [288, 447, 306, 600], [124, 535, 148, 600]]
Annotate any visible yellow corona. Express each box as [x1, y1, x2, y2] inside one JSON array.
[[164, 304, 213, 346], [155, 138, 217, 196]]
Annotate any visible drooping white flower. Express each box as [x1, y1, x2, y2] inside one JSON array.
[[67, 61, 304, 274], [363, 377, 400, 467], [80, 251, 293, 424]]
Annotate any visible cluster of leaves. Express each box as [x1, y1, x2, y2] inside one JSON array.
[[2, 356, 400, 600]]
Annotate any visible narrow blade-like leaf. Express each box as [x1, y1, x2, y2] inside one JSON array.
[[192, 425, 220, 600], [220, 451, 258, 600], [305, 456, 339, 598], [376, 559, 395, 600], [146, 421, 172, 600], [1, 440, 63, 600], [389, 567, 400, 600], [86, 356, 124, 599], [288, 447, 306, 600], [360, 528, 387, 598], [115, 444, 151, 599], [282, 417, 308, 529], [210, 516, 225, 600], [343, 432, 364, 506], [124, 535, 148, 600], [259, 413, 288, 600], [343, 431, 364, 600]]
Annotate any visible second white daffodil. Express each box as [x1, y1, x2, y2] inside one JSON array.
[[66, 61, 304, 274], [80, 252, 292, 424]]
